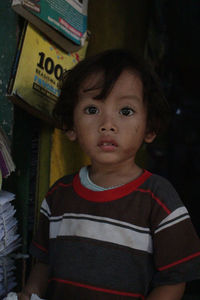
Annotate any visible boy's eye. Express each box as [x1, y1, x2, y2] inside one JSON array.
[[84, 106, 99, 114], [120, 107, 134, 116]]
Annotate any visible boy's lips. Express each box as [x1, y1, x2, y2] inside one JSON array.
[[98, 138, 118, 151]]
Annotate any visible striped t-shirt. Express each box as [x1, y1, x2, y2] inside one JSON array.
[[30, 169, 200, 299]]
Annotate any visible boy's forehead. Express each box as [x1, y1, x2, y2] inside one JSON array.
[[78, 68, 144, 101], [80, 71, 104, 92]]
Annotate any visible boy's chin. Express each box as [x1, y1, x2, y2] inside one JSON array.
[[90, 157, 126, 167]]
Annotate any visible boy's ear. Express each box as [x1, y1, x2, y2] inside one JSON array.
[[144, 131, 156, 144], [65, 129, 77, 141]]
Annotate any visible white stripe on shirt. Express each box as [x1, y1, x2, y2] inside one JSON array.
[[155, 207, 189, 234], [49, 213, 153, 253]]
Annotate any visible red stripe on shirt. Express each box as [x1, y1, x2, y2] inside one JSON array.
[[32, 241, 48, 253], [46, 182, 72, 196], [136, 188, 171, 214], [73, 170, 152, 202], [158, 251, 200, 271], [48, 278, 144, 299]]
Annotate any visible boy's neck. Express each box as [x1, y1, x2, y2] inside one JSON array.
[[88, 163, 143, 188]]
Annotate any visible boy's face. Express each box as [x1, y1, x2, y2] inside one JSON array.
[[66, 70, 156, 169]]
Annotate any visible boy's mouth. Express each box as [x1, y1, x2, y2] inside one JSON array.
[[98, 139, 118, 151], [101, 142, 116, 146]]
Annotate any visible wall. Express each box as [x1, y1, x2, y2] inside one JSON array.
[[0, 0, 18, 137]]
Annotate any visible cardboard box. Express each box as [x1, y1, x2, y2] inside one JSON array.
[[7, 23, 88, 123], [12, 0, 88, 52]]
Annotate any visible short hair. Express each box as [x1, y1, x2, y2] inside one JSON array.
[[53, 49, 170, 135]]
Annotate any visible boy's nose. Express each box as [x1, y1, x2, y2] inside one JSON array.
[[100, 126, 116, 132], [98, 116, 118, 133]]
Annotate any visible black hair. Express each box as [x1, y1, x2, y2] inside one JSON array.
[[53, 49, 170, 135]]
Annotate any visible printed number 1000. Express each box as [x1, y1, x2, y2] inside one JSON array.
[[37, 52, 63, 80]]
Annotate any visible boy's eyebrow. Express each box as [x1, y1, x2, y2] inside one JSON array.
[[78, 94, 142, 103], [119, 95, 142, 102]]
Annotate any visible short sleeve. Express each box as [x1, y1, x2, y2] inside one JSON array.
[[149, 176, 200, 286], [29, 198, 50, 264]]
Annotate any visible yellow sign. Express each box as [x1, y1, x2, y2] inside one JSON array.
[[8, 23, 88, 121]]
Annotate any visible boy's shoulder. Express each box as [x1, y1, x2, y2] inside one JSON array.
[[145, 172, 174, 189], [143, 171, 183, 212], [143, 171, 176, 191], [47, 172, 77, 196]]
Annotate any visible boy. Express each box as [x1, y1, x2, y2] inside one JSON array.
[[20, 49, 200, 299]]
